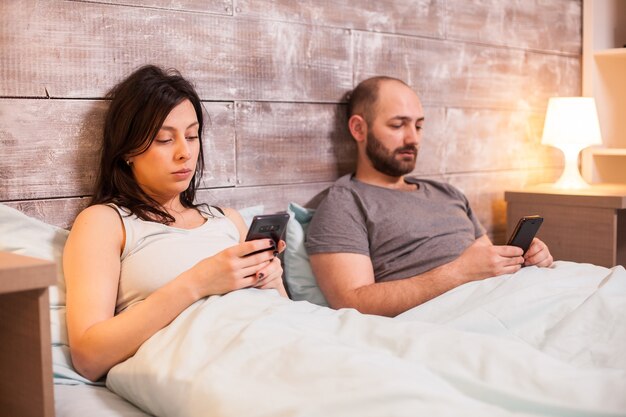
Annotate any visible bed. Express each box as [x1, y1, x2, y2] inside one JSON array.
[[1, 202, 625, 417]]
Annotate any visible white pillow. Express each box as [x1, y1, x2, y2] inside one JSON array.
[[0, 204, 91, 384], [238, 205, 264, 227], [284, 202, 328, 306]]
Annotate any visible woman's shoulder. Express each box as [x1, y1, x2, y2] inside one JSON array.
[[78, 203, 123, 218], [72, 204, 124, 232], [220, 207, 243, 222], [66, 204, 125, 253], [218, 207, 247, 238], [219, 207, 235, 216]]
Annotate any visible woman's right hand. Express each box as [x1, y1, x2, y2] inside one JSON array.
[[188, 239, 278, 298]]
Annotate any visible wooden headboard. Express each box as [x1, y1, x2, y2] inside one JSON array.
[[0, 0, 582, 243]]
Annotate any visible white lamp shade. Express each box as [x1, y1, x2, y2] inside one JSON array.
[[541, 97, 602, 147]]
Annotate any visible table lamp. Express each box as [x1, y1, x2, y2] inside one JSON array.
[[541, 97, 602, 189]]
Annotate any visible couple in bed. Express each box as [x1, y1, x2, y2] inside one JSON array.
[[63, 65, 553, 383]]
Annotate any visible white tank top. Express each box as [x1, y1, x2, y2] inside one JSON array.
[[111, 205, 240, 313]]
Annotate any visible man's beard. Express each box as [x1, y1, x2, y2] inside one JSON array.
[[365, 131, 418, 177]]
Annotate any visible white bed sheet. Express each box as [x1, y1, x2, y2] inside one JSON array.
[[55, 384, 151, 417], [106, 261, 626, 417]]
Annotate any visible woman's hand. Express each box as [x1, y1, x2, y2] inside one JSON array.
[[217, 208, 289, 297], [252, 240, 288, 297], [187, 238, 279, 298]]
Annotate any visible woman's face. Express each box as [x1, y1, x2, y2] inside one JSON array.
[[128, 99, 200, 204]]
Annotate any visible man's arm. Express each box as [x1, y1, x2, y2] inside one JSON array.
[[310, 236, 525, 317]]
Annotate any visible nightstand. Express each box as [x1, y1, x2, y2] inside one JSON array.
[[0, 252, 56, 417], [505, 184, 626, 267]]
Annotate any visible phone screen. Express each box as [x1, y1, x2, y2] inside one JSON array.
[[244, 213, 290, 256], [507, 215, 543, 254]]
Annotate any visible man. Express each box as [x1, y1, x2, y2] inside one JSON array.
[[304, 76, 553, 317]]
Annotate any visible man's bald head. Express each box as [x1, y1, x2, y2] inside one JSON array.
[[346, 76, 411, 126]]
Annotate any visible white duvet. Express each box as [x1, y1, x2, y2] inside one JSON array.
[[107, 261, 626, 417]]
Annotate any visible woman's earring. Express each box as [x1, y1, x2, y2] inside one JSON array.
[[126, 160, 132, 166]]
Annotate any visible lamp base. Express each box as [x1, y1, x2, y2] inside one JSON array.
[[552, 148, 593, 189], [552, 172, 592, 189]]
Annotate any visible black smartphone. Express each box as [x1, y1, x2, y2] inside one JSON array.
[[244, 213, 290, 256], [507, 215, 544, 254]]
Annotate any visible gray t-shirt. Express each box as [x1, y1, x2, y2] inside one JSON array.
[[305, 174, 485, 283]]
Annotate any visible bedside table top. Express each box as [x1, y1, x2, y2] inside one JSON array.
[[505, 184, 626, 209], [0, 252, 56, 295]]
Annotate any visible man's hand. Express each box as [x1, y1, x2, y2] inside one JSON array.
[[522, 238, 553, 267], [448, 239, 525, 283]]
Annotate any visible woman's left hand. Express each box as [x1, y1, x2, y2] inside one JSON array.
[[253, 240, 288, 297]]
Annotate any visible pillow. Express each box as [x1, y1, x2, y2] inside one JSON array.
[[284, 202, 328, 306], [0, 203, 265, 385], [0, 204, 91, 385], [238, 205, 264, 227]]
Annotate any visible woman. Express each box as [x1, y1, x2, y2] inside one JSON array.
[[63, 65, 287, 382]]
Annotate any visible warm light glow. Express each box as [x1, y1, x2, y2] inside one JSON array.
[[541, 97, 602, 189]]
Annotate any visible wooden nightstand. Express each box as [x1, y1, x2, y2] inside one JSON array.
[[0, 252, 56, 417], [505, 184, 626, 267]]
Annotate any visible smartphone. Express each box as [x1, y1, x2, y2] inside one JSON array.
[[244, 213, 290, 256], [507, 215, 544, 254]]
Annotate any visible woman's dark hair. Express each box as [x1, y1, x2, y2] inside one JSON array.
[[91, 65, 208, 224]]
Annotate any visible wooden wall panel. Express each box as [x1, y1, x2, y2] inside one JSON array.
[[235, 102, 354, 186], [0, 100, 106, 201], [442, 108, 562, 174], [198, 102, 237, 188], [445, 0, 582, 55], [0, 0, 584, 244], [353, 33, 581, 111], [0, 100, 235, 201], [407, 107, 560, 178], [235, 0, 582, 56], [4, 198, 90, 231], [86, 0, 233, 15], [200, 182, 333, 214], [0, 1, 351, 102], [234, 0, 445, 39]]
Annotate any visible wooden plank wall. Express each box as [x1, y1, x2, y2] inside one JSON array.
[[0, 0, 581, 243]]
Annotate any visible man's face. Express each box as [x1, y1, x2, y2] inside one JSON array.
[[365, 129, 418, 177], [363, 81, 424, 177]]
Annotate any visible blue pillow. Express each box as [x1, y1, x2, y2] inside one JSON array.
[[284, 203, 328, 306]]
